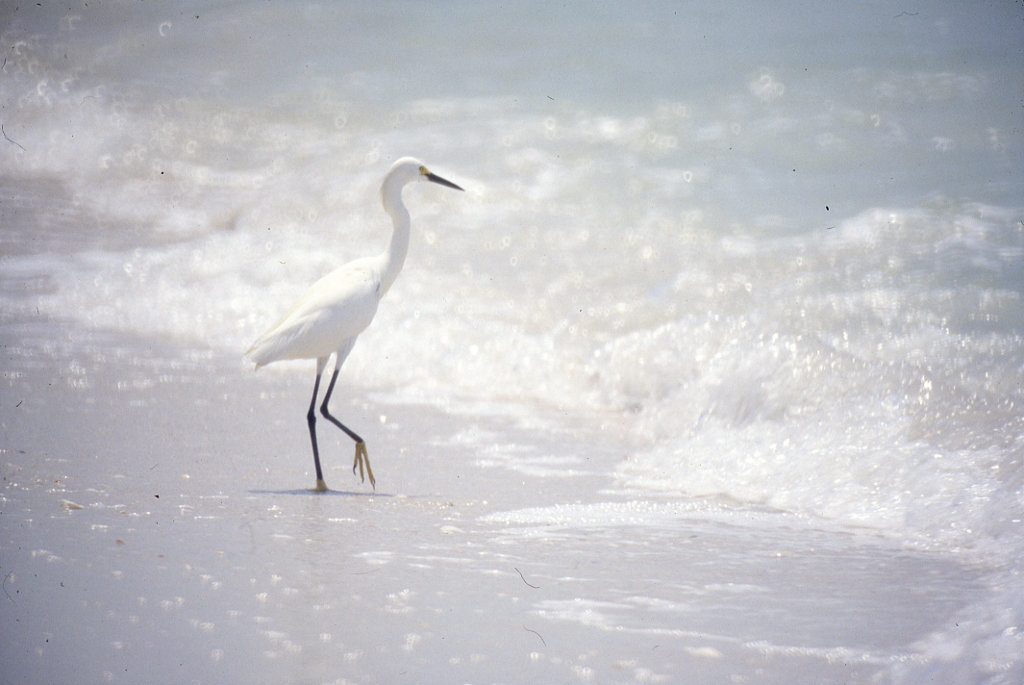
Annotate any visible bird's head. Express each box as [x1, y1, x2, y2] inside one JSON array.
[[387, 157, 463, 191]]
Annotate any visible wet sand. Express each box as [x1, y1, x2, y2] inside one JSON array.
[[1, 317, 987, 684]]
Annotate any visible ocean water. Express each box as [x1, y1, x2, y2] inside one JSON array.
[[2, 2, 1023, 683]]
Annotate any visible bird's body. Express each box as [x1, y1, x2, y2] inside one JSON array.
[[248, 256, 382, 367], [247, 157, 463, 491]]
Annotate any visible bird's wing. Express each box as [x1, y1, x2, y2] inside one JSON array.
[[247, 259, 383, 366]]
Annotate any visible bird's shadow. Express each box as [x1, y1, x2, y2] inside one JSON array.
[[249, 487, 392, 498]]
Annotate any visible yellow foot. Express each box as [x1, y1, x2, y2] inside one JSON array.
[[352, 441, 375, 490], [313, 478, 329, 492]]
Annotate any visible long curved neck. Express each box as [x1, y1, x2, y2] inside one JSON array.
[[379, 177, 411, 296]]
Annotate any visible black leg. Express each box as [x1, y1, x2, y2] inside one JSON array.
[[307, 372, 327, 489], [320, 368, 375, 488], [320, 368, 364, 443]]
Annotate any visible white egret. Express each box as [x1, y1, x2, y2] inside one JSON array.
[[247, 157, 463, 491]]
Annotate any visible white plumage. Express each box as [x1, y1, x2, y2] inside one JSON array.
[[247, 157, 463, 491], [248, 259, 381, 367]]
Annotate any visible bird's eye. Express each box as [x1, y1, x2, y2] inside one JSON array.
[[419, 166, 429, 176]]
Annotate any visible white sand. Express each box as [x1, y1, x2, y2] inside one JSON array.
[[1, 321, 988, 684]]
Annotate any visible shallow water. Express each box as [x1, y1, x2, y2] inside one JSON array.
[[0, 328, 994, 683], [2, 2, 1023, 683]]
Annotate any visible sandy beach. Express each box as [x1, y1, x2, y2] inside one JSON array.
[[2, 315, 993, 684]]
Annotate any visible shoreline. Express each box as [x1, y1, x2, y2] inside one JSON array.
[[1, 317, 997, 683]]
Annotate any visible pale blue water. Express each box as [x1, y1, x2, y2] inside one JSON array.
[[2, 2, 1022, 683]]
